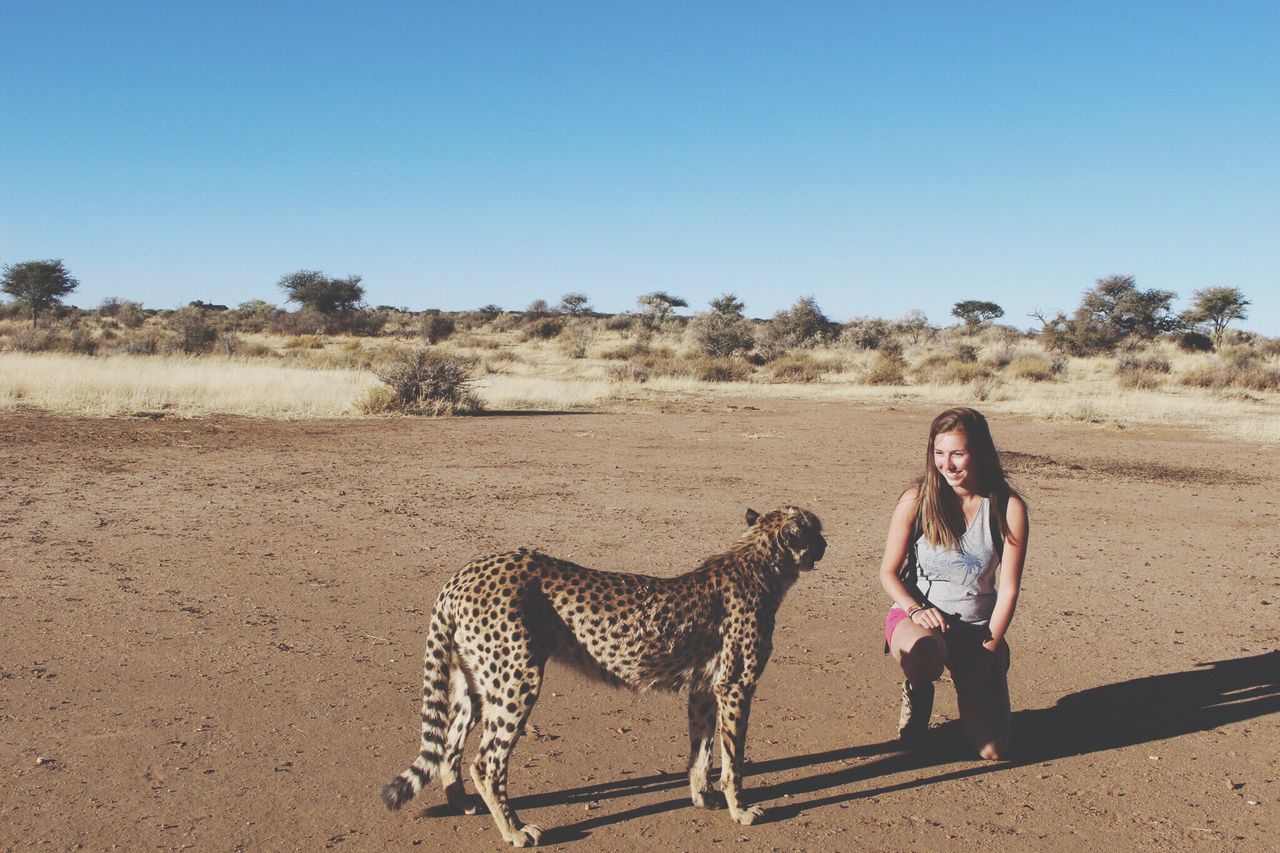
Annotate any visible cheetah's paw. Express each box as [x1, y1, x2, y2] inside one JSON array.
[[731, 804, 764, 826], [508, 823, 543, 847], [444, 782, 484, 816], [692, 790, 726, 810]]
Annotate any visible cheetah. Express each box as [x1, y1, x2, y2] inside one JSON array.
[[380, 506, 826, 846]]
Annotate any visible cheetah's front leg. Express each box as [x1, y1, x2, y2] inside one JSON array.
[[714, 681, 763, 825]]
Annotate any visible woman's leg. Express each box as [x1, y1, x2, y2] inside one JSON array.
[[888, 615, 947, 745], [952, 642, 1011, 760], [889, 616, 947, 684]]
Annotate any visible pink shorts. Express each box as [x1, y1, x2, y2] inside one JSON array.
[[885, 605, 911, 647]]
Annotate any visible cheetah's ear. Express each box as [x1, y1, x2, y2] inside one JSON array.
[[745, 508, 760, 527]]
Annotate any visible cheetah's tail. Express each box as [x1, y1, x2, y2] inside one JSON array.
[[381, 604, 454, 811]]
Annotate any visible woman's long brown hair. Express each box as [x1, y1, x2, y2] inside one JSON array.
[[915, 407, 1022, 550]]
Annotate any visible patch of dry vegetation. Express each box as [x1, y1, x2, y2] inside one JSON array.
[[2, 307, 1277, 440]]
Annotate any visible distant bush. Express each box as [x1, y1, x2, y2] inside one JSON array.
[[762, 296, 839, 355], [168, 307, 219, 354], [521, 317, 564, 341], [338, 308, 389, 337], [839, 317, 894, 351], [1255, 337, 1280, 358], [913, 352, 990, 385], [1173, 330, 1214, 352], [603, 314, 633, 332], [1115, 353, 1171, 390], [690, 355, 752, 382], [271, 309, 327, 336], [227, 300, 280, 334], [116, 332, 161, 355], [558, 320, 598, 359], [420, 312, 456, 344], [7, 327, 53, 352], [629, 348, 684, 378], [865, 352, 907, 385], [371, 348, 481, 415], [1236, 366, 1280, 392], [970, 375, 1002, 402], [767, 353, 825, 383], [600, 342, 648, 361], [691, 294, 755, 358], [283, 335, 325, 350], [238, 340, 278, 358], [356, 385, 398, 415], [1005, 354, 1061, 382]]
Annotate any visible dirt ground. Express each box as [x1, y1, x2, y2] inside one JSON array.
[[2, 401, 1277, 851]]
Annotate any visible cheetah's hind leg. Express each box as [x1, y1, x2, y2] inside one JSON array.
[[440, 662, 485, 815], [467, 663, 544, 847], [687, 690, 725, 809]]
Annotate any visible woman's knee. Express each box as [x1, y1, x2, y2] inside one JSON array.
[[900, 635, 945, 681]]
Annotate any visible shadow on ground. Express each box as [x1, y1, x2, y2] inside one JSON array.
[[514, 651, 1278, 842]]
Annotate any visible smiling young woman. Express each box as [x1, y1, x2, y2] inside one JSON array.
[[878, 407, 1029, 759]]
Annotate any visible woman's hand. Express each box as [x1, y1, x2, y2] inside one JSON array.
[[910, 605, 947, 632]]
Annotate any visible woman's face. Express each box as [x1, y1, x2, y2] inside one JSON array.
[[933, 430, 978, 493]]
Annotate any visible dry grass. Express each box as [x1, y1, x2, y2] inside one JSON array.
[[3, 326, 1278, 442], [0, 352, 378, 418]]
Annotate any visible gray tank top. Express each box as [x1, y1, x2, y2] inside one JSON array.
[[916, 497, 999, 625]]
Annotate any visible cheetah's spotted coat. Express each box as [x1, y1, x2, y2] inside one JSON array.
[[381, 506, 826, 846]]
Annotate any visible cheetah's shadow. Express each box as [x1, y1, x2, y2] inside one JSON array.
[[481, 651, 1278, 841]]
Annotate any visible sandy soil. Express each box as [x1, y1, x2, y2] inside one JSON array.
[[2, 401, 1277, 851]]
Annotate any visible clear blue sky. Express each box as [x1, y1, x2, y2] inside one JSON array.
[[2, 1, 1277, 333]]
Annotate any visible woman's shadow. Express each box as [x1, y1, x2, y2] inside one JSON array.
[[519, 650, 1278, 841]]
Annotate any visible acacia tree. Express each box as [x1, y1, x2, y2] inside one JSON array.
[[277, 270, 365, 315], [1183, 286, 1250, 348], [636, 291, 688, 334], [557, 292, 592, 316], [2, 259, 79, 327], [1080, 275, 1178, 340], [691, 293, 754, 357], [951, 300, 1004, 329]]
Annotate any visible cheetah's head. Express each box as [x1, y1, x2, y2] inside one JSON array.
[[745, 506, 826, 573]]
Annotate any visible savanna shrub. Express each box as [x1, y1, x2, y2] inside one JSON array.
[[283, 334, 325, 350], [1236, 366, 1280, 391], [913, 353, 989, 384], [521, 317, 564, 341], [1254, 337, 1280, 358], [1115, 354, 1171, 390], [420, 312, 456, 344], [1179, 362, 1231, 390], [1174, 330, 1214, 352], [690, 311, 754, 358], [865, 352, 907, 385], [766, 354, 825, 383], [1005, 355, 1061, 382], [840, 317, 894, 351], [373, 348, 481, 415], [690, 356, 752, 382], [558, 320, 597, 359], [167, 308, 220, 354]]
